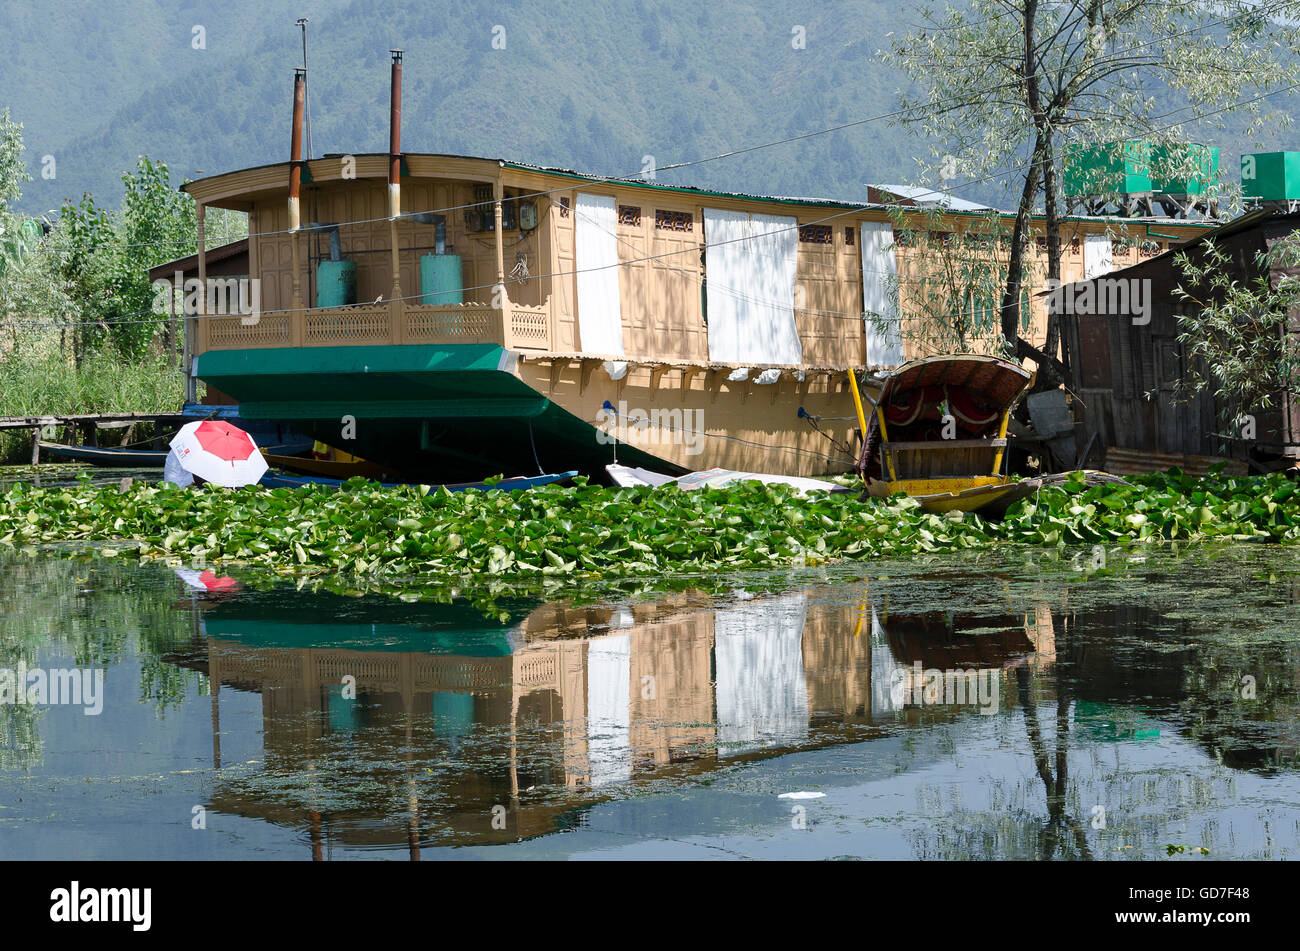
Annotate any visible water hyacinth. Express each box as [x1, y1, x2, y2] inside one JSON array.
[[2, 468, 1299, 580]]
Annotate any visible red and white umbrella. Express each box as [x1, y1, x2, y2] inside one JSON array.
[[169, 420, 268, 487]]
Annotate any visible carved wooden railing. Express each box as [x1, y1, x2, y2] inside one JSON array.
[[196, 300, 552, 354]]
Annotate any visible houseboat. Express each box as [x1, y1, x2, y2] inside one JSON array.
[[180, 55, 1214, 481]]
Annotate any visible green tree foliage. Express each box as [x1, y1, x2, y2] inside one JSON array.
[[1172, 232, 1300, 415], [885, 0, 1300, 369], [872, 206, 1035, 357], [0, 109, 28, 209], [0, 115, 210, 456], [54, 157, 197, 358]]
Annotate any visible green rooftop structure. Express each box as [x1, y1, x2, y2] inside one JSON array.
[[1064, 140, 1220, 218], [1240, 151, 1300, 204]]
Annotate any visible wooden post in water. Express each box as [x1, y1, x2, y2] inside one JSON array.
[[30, 426, 40, 465]]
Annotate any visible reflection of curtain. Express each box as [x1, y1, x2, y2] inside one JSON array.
[[714, 594, 808, 755], [575, 193, 625, 356], [1084, 234, 1113, 280], [586, 634, 631, 786], [704, 208, 802, 364], [869, 605, 908, 715], [861, 222, 904, 365]]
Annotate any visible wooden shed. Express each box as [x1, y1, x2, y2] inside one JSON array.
[[1060, 209, 1300, 472]]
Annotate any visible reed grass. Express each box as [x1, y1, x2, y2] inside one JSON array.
[[0, 341, 189, 463]]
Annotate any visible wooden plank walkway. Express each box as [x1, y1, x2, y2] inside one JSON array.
[[0, 411, 188, 430], [0, 412, 191, 465]]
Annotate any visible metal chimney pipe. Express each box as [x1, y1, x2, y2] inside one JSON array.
[[289, 67, 306, 231], [289, 67, 307, 310], [388, 50, 403, 219]]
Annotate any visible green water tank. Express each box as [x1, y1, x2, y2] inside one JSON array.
[[420, 253, 464, 305], [1064, 140, 1152, 197], [1241, 151, 1300, 202], [1151, 144, 1218, 196], [315, 259, 357, 307]]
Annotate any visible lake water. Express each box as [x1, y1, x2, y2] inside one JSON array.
[[1, 538, 1298, 860]]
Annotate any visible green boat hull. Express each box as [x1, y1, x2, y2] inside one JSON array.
[[194, 344, 676, 482]]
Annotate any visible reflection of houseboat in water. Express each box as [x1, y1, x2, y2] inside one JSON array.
[[165, 584, 1057, 854]]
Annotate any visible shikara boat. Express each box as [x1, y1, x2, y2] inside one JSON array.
[[855, 354, 1031, 512], [38, 444, 170, 467], [41, 440, 313, 468], [260, 450, 412, 481], [853, 354, 1125, 513], [258, 469, 578, 492]]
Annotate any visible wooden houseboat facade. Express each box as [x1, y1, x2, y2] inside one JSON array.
[[181, 64, 1213, 480]]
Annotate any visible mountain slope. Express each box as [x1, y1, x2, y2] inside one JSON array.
[[2, 0, 1296, 214]]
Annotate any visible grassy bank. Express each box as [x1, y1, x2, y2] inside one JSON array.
[[3, 469, 1299, 581], [0, 344, 188, 462]]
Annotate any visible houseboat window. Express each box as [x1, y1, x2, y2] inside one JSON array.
[[618, 205, 642, 227], [1139, 239, 1162, 257], [559, 197, 570, 218], [894, 230, 917, 248], [929, 231, 954, 248], [1069, 237, 1081, 255], [844, 227, 855, 246], [798, 224, 833, 244], [655, 209, 694, 232]]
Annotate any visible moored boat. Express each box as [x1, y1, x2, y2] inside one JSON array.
[[260, 450, 412, 481], [854, 354, 1125, 513], [41, 439, 313, 468], [258, 469, 578, 492]]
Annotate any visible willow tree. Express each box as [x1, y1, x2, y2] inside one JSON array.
[[884, 0, 1300, 378]]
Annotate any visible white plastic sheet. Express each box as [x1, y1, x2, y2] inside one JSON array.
[[575, 193, 625, 356], [703, 208, 802, 364], [860, 221, 904, 365]]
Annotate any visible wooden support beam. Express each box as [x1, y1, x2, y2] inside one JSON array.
[[680, 366, 701, 399], [579, 359, 597, 395], [649, 364, 670, 393], [548, 358, 571, 395], [708, 368, 728, 404]]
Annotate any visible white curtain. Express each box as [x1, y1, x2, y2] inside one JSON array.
[[586, 634, 631, 786], [1084, 234, 1113, 280], [714, 594, 809, 756], [860, 221, 904, 365], [703, 208, 802, 364], [575, 193, 625, 356]]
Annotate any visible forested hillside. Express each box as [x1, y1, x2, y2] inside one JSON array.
[[6, 0, 955, 212], [2, 0, 1296, 213]]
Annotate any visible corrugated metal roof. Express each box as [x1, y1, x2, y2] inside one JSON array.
[[1051, 208, 1298, 290], [868, 183, 992, 212], [499, 159, 877, 209], [182, 152, 1220, 229]]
